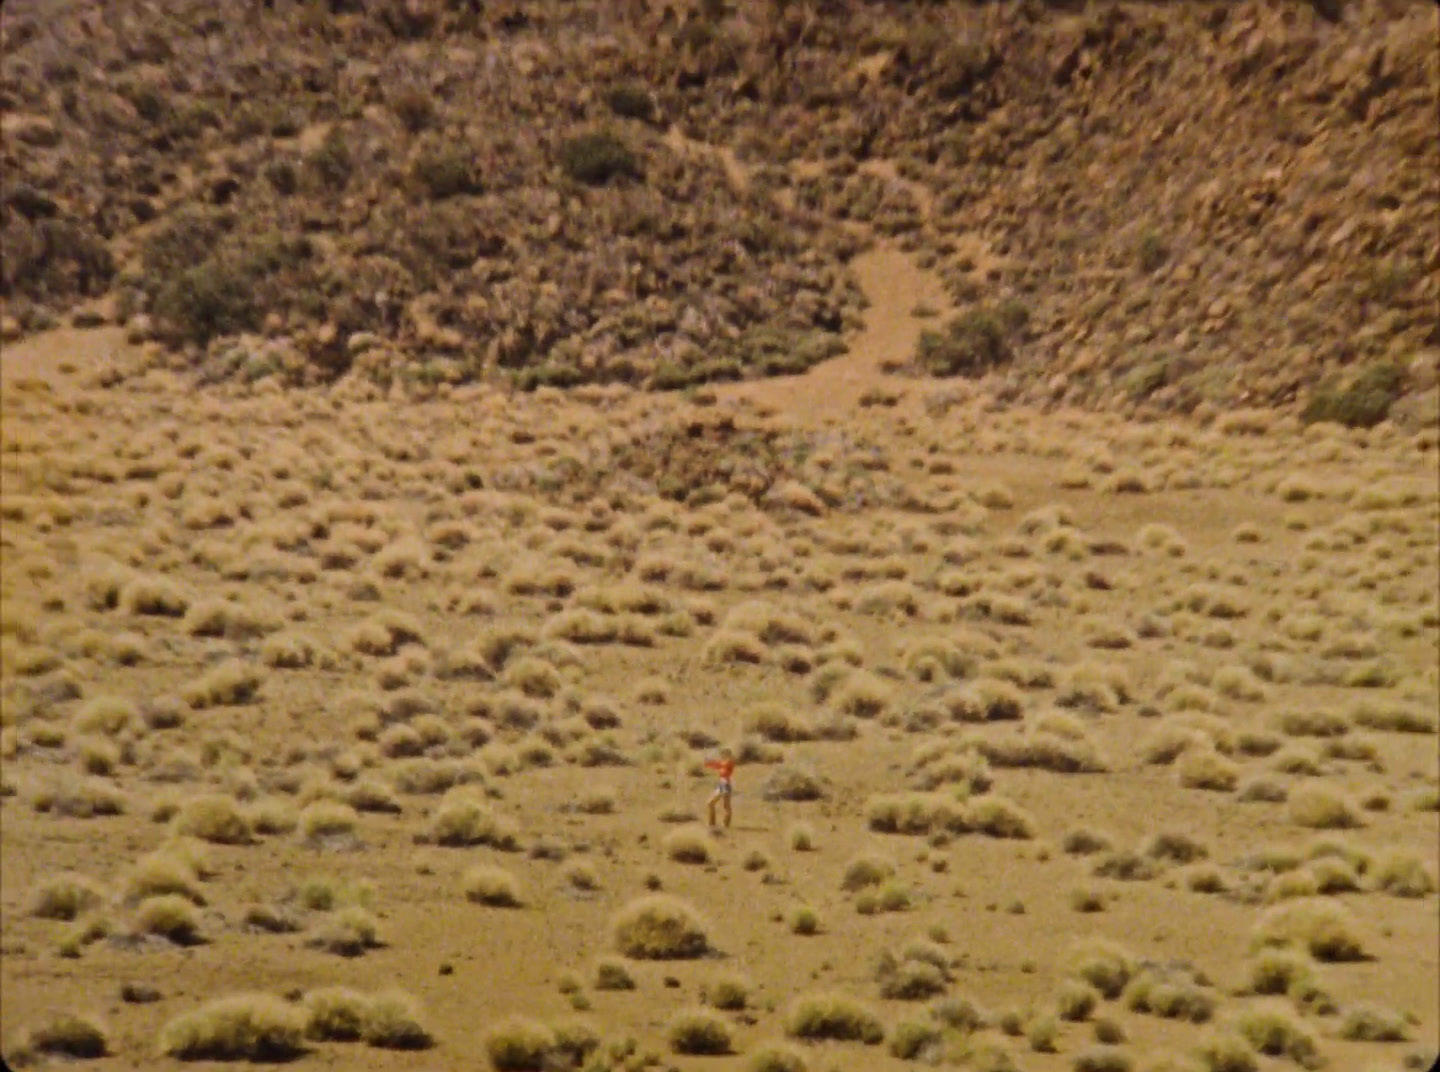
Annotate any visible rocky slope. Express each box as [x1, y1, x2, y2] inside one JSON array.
[[1, 0, 1436, 418]]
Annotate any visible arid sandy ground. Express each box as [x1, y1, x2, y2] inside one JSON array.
[[2, 250, 1437, 1072]]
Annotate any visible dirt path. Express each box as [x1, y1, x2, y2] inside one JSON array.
[[719, 243, 953, 421]]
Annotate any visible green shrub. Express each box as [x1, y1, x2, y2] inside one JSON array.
[[1137, 230, 1169, 273], [153, 258, 261, 347], [915, 308, 1014, 377], [412, 146, 480, 199], [1302, 363, 1405, 429], [559, 131, 641, 186], [606, 84, 657, 123], [307, 127, 352, 191], [389, 87, 436, 132]]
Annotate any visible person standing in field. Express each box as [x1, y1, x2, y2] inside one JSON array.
[[705, 748, 736, 829]]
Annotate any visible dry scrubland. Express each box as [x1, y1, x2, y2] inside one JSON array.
[[2, 3, 1439, 1067], [1, 335, 1437, 1071]]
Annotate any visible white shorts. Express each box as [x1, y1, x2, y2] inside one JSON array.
[[714, 780, 732, 797]]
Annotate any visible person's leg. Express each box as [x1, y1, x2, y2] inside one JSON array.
[[722, 788, 732, 828], [707, 789, 720, 827]]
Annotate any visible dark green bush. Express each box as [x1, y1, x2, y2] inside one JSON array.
[[606, 85, 657, 124], [915, 308, 1013, 377], [1301, 363, 1404, 428], [559, 131, 641, 186], [390, 87, 436, 133], [1137, 231, 1169, 273], [412, 147, 480, 199], [308, 128, 353, 191], [265, 159, 299, 196], [153, 260, 258, 346], [141, 207, 231, 281], [148, 225, 313, 349]]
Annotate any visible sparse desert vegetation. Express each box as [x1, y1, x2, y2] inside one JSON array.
[[1, 4, 1437, 1068]]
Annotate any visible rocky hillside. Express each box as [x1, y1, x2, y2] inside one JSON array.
[[2, 0, 1436, 419]]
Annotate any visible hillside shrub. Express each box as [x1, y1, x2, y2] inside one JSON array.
[[606, 84, 657, 124], [915, 307, 1016, 377], [412, 146, 481, 199], [559, 131, 641, 186], [1301, 363, 1404, 429]]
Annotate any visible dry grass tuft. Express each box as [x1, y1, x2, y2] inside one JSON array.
[[464, 865, 523, 907], [667, 1007, 733, 1055], [1252, 898, 1368, 962], [1287, 786, 1364, 829], [784, 992, 885, 1044], [428, 793, 519, 849], [29, 873, 105, 921], [361, 990, 435, 1050], [748, 1042, 810, 1072], [1337, 1002, 1409, 1042], [1176, 747, 1239, 792], [1232, 1001, 1322, 1069], [182, 659, 263, 709], [9, 1012, 109, 1061], [157, 993, 306, 1061], [303, 987, 369, 1042], [173, 794, 253, 844], [1370, 849, 1437, 897], [484, 1016, 557, 1071], [664, 825, 715, 864], [1123, 965, 1215, 1023], [1193, 1030, 1260, 1072], [1065, 939, 1136, 999], [612, 895, 710, 959], [593, 956, 636, 991]]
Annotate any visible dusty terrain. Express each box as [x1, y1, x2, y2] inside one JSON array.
[[2, 1, 1438, 1070], [1, 241, 1437, 1071]]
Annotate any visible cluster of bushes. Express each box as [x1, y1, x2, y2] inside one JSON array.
[[1301, 362, 1406, 429], [913, 302, 1029, 378]]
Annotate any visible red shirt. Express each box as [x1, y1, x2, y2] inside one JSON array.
[[705, 758, 735, 782]]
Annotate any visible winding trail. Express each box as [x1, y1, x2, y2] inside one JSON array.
[[719, 243, 953, 422]]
